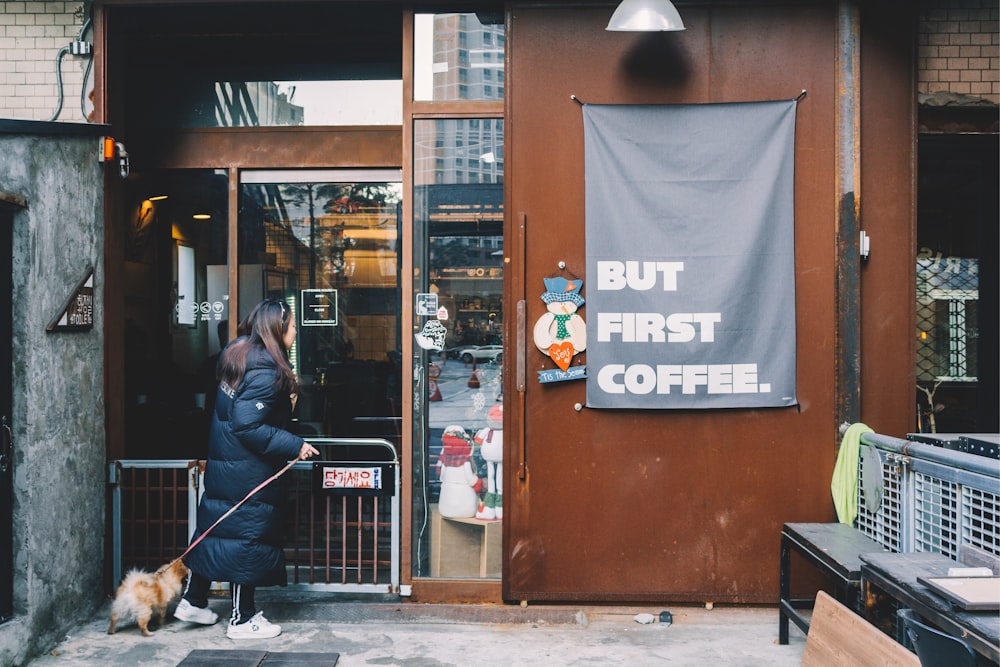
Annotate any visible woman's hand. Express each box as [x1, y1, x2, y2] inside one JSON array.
[[299, 442, 320, 460]]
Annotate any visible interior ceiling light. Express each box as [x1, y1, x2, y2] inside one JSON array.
[[148, 195, 168, 201], [192, 213, 212, 220], [606, 0, 686, 31]]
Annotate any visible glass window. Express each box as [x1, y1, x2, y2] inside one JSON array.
[[121, 169, 229, 459], [130, 79, 402, 128], [240, 171, 404, 445], [411, 119, 504, 579], [119, 4, 403, 128], [413, 13, 505, 102]]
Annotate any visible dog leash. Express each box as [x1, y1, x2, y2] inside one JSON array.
[[174, 457, 301, 564]]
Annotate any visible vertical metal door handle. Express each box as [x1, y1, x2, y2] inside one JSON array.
[[516, 300, 527, 480]]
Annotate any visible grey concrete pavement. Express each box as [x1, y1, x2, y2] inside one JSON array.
[[27, 595, 805, 666]]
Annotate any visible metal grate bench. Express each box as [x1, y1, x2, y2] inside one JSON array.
[[779, 522, 888, 643]]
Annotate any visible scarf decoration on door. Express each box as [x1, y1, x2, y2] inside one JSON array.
[[534, 276, 587, 383]]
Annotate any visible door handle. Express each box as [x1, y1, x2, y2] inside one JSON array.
[[516, 300, 527, 480]]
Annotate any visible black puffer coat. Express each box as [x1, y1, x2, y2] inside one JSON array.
[[184, 343, 304, 586]]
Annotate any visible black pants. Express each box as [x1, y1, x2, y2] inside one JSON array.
[[183, 571, 256, 625]]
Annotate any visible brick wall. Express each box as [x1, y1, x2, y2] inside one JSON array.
[[0, 2, 90, 122], [919, 0, 1000, 104]]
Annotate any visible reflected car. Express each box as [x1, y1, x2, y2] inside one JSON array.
[[459, 345, 503, 364]]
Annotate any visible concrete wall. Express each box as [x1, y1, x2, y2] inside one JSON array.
[[0, 120, 106, 666]]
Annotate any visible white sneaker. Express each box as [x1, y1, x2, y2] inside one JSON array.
[[174, 599, 219, 625], [226, 611, 281, 639]]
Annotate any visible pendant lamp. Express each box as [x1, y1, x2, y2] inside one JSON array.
[[606, 0, 686, 31]]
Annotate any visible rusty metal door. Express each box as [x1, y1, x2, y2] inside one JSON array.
[[504, 4, 914, 603]]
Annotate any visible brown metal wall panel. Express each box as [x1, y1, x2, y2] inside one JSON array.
[[127, 127, 402, 171], [505, 3, 911, 603], [857, 4, 917, 435]]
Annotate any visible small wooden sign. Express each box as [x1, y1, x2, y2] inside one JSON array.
[[537, 366, 587, 383], [47, 267, 94, 332]]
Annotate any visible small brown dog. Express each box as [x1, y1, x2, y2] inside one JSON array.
[[107, 558, 189, 636]]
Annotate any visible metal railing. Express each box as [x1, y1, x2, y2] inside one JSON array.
[[855, 432, 999, 559], [109, 438, 400, 595]]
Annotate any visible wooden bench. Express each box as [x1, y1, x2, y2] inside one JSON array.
[[801, 590, 919, 666], [780, 522, 887, 643]]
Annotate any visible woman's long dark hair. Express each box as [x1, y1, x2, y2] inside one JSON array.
[[218, 299, 298, 395]]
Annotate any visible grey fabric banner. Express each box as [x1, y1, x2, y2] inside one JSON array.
[[583, 100, 798, 409]]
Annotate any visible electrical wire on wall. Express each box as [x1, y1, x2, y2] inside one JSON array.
[[79, 17, 95, 122], [49, 44, 71, 121], [48, 16, 94, 122]]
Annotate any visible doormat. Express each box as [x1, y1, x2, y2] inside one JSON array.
[[177, 650, 339, 667]]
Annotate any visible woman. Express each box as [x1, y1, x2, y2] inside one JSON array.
[[176, 299, 319, 639]]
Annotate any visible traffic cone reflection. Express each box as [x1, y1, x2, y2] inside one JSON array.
[[467, 358, 480, 389]]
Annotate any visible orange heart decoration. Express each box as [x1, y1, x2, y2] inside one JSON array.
[[548, 342, 575, 371]]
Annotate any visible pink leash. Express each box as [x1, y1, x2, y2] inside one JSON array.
[[175, 457, 301, 563]]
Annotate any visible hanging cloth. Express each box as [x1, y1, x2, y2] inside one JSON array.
[[830, 422, 874, 525]]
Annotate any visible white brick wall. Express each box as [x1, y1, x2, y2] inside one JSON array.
[[0, 2, 90, 121], [919, 0, 1000, 104]]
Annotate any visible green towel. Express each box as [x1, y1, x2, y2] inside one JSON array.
[[830, 422, 873, 525]]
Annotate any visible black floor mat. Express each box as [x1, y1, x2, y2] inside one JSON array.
[[178, 650, 339, 667]]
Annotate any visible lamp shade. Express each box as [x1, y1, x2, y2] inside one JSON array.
[[606, 0, 686, 31]]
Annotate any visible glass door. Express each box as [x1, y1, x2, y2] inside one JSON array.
[[411, 118, 505, 579], [240, 170, 404, 447]]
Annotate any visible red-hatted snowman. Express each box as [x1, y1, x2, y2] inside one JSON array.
[[474, 404, 503, 520], [437, 425, 482, 518]]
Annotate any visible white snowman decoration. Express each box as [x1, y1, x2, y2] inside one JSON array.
[[532, 276, 586, 371], [474, 404, 503, 520], [436, 425, 481, 519]]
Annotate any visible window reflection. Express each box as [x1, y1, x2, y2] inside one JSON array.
[[240, 173, 403, 444], [136, 80, 402, 128], [414, 13, 505, 102], [121, 170, 229, 460], [120, 3, 403, 129], [412, 119, 504, 579]]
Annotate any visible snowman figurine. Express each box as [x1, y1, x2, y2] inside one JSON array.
[[532, 276, 586, 370], [436, 425, 481, 519], [474, 404, 503, 520]]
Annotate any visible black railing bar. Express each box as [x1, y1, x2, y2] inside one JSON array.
[[372, 496, 379, 583], [114, 459, 192, 468], [356, 496, 363, 584], [326, 495, 332, 585], [303, 437, 399, 464], [341, 495, 348, 585]]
